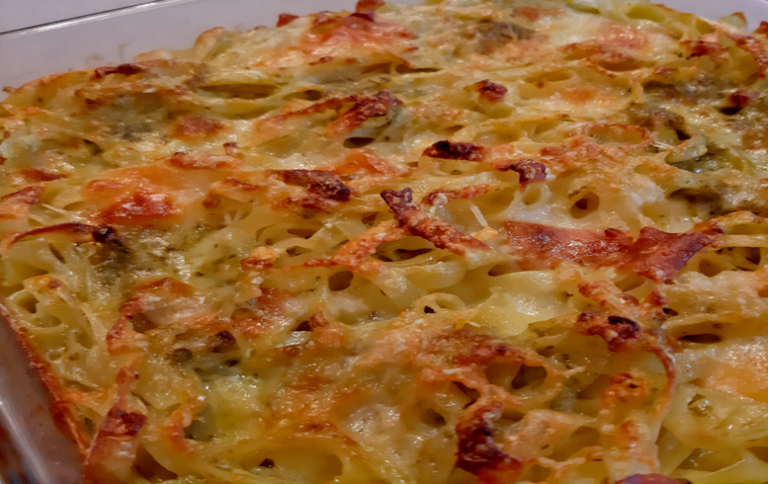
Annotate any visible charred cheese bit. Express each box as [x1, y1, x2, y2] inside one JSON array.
[[467, 80, 508, 104], [456, 401, 523, 482], [277, 169, 351, 202], [495, 160, 547, 190], [381, 187, 490, 257], [83, 167, 183, 228], [332, 222, 408, 274], [325, 90, 398, 138]]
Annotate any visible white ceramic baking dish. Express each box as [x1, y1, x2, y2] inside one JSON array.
[[2, 0, 768, 99], [0, 0, 156, 34], [0, 1, 767, 483]]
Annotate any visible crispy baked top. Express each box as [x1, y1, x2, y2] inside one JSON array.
[[3, 1, 768, 483]]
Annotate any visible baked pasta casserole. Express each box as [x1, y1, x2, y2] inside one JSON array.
[[2, 0, 768, 482]]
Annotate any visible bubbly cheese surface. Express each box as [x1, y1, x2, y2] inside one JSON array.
[[3, 1, 768, 483]]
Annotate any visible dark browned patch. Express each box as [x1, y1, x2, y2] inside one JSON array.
[[279, 169, 352, 202], [91, 63, 145, 80], [326, 90, 398, 138], [223, 142, 240, 158], [92, 225, 125, 246], [456, 402, 523, 481], [422, 141, 485, 161], [729, 89, 757, 109], [101, 408, 146, 437], [576, 312, 641, 352], [627, 227, 713, 282], [721, 89, 758, 115], [381, 188, 489, 255], [309, 56, 333, 66], [275, 91, 397, 140], [277, 13, 299, 27], [437, 330, 529, 368], [471, 80, 508, 104], [211, 331, 237, 354], [498, 160, 547, 189], [504, 221, 714, 282]]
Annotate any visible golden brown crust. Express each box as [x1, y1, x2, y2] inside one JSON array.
[[229, 289, 290, 338], [495, 160, 547, 190], [623, 228, 714, 282], [468, 80, 508, 104], [456, 402, 523, 483], [91, 63, 145, 80], [259, 90, 400, 141], [325, 90, 399, 138], [382, 187, 489, 255], [278, 169, 352, 202], [576, 311, 642, 352], [504, 222, 714, 282]]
